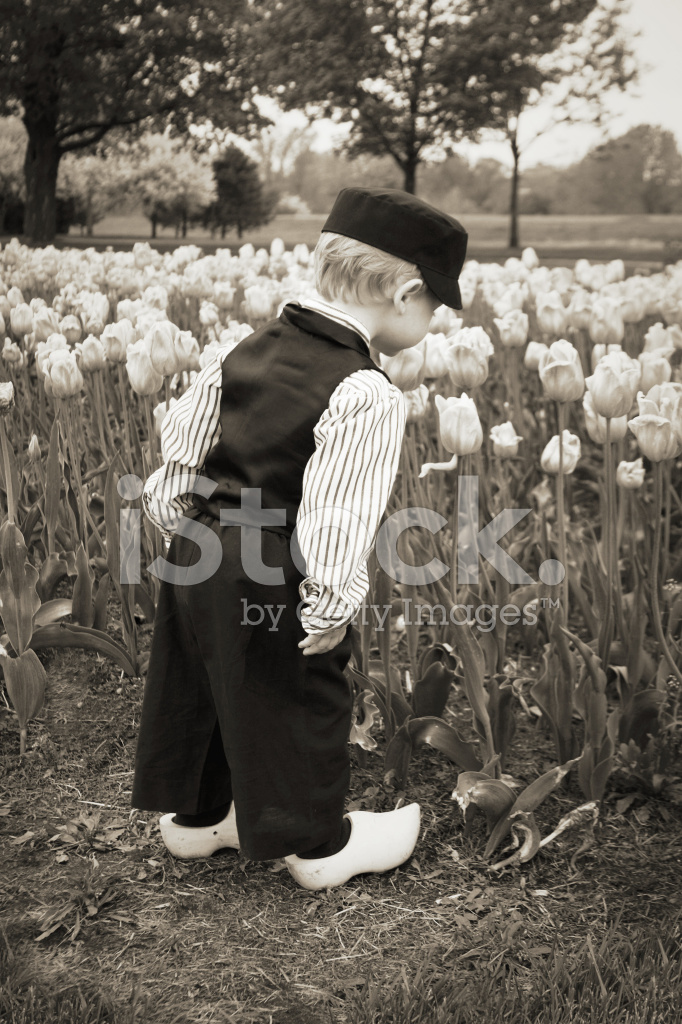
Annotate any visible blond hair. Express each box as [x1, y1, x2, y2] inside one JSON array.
[[314, 231, 429, 305]]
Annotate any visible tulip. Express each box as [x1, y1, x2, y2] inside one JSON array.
[[82, 315, 104, 338], [47, 350, 84, 398], [145, 319, 182, 377], [34, 333, 69, 378], [459, 277, 477, 310], [447, 340, 489, 389], [434, 392, 483, 456], [566, 288, 592, 331], [640, 382, 682, 448], [585, 352, 640, 419], [493, 308, 529, 348], [31, 307, 58, 343], [27, 434, 41, 464], [174, 331, 201, 373], [582, 391, 628, 444], [6, 286, 24, 308], [616, 458, 645, 489], [0, 296, 10, 322], [270, 237, 286, 258], [524, 341, 548, 371], [293, 243, 310, 266], [521, 247, 539, 270], [143, 285, 169, 310], [489, 421, 523, 457], [2, 338, 24, 367], [59, 314, 83, 345], [126, 340, 164, 396], [628, 415, 679, 462], [540, 431, 581, 475], [243, 284, 275, 321], [620, 290, 648, 324], [404, 384, 429, 423], [0, 381, 15, 414], [0, 311, 4, 337], [76, 335, 107, 373], [420, 333, 450, 378], [133, 241, 154, 269], [199, 302, 220, 327], [381, 346, 426, 392], [590, 343, 622, 370], [451, 325, 494, 360], [154, 397, 178, 438], [643, 322, 675, 356], [538, 339, 585, 403], [101, 318, 136, 363], [605, 259, 626, 284], [638, 351, 672, 393], [588, 298, 624, 346], [10, 303, 33, 336], [214, 282, 236, 311], [239, 243, 256, 261], [87, 291, 110, 323], [536, 291, 567, 336]]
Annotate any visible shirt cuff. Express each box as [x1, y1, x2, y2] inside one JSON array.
[[298, 579, 355, 635]]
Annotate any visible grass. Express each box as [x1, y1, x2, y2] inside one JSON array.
[[57, 213, 682, 262]]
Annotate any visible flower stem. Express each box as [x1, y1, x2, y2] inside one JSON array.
[[650, 463, 682, 686], [599, 419, 615, 667], [555, 404, 569, 625], [0, 417, 16, 524]]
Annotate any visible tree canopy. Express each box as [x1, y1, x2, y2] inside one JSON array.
[[0, 0, 263, 241]]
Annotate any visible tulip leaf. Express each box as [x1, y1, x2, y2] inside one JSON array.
[[27, 622, 137, 677], [412, 661, 453, 719], [0, 523, 41, 656], [71, 542, 95, 628], [385, 716, 482, 789], [453, 775, 516, 827], [34, 598, 73, 627], [36, 551, 72, 603], [19, 502, 43, 549], [0, 648, 47, 755], [483, 757, 578, 859], [93, 573, 111, 633]]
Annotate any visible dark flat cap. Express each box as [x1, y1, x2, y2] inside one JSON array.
[[322, 187, 468, 309]]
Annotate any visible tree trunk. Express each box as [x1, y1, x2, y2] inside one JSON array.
[[151, 214, 158, 239], [23, 120, 61, 243], [508, 135, 520, 249], [86, 198, 94, 237], [402, 159, 418, 195], [182, 210, 188, 238]]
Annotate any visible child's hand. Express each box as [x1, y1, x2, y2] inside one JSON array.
[[298, 624, 348, 656]]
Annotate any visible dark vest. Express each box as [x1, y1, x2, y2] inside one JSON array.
[[189, 304, 390, 533]]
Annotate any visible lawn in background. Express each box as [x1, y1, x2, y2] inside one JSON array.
[[63, 212, 682, 261]]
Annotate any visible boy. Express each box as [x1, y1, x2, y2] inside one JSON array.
[[133, 187, 468, 890]]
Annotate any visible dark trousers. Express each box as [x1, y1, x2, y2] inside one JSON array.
[[131, 515, 353, 861]]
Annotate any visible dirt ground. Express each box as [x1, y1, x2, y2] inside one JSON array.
[[2, 608, 682, 1023]]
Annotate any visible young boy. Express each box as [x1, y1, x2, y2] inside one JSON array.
[[133, 187, 468, 890]]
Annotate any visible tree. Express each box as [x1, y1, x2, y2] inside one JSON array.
[[558, 125, 682, 215], [122, 135, 217, 238], [204, 145, 278, 238], [0, 117, 26, 232], [463, 0, 638, 244], [57, 149, 132, 236], [0, 0, 263, 242]]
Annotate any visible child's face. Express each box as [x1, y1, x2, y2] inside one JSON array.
[[371, 285, 442, 357]]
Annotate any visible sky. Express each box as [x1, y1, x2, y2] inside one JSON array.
[[300, 0, 682, 170]]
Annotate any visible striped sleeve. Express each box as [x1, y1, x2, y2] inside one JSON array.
[[296, 368, 406, 635], [141, 351, 226, 540]]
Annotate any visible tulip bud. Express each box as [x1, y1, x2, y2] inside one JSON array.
[[536, 291, 567, 336], [540, 430, 581, 475], [638, 351, 672, 394], [588, 298, 625, 346], [628, 415, 680, 461], [582, 391, 628, 444], [76, 335, 107, 373], [59, 314, 82, 345], [434, 392, 483, 456], [10, 303, 33, 337], [174, 331, 201, 373], [585, 353, 640, 419], [27, 434, 41, 463], [0, 381, 15, 415], [524, 341, 548, 371], [538, 339, 585, 403], [521, 247, 539, 270], [493, 308, 529, 348], [154, 397, 178, 438], [145, 320, 182, 377], [616, 458, 645, 489], [101, 319, 136, 363], [2, 338, 24, 367], [489, 421, 523, 457], [420, 333, 450, 379], [381, 346, 426, 392], [270, 237, 286, 258], [48, 351, 84, 398], [33, 307, 61, 343], [404, 384, 429, 423], [447, 340, 489, 389], [126, 340, 164, 396]]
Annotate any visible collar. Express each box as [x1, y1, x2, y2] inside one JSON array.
[[281, 301, 376, 361], [291, 296, 372, 347]]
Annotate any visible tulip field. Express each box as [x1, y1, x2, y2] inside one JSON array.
[[1, 236, 681, 1023]]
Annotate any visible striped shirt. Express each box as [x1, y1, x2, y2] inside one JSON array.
[[142, 300, 406, 635]]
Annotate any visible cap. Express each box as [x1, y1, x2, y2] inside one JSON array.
[[321, 187, 468, 310]]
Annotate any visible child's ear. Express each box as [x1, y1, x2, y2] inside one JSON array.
[[393, 278, 425, 312]]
